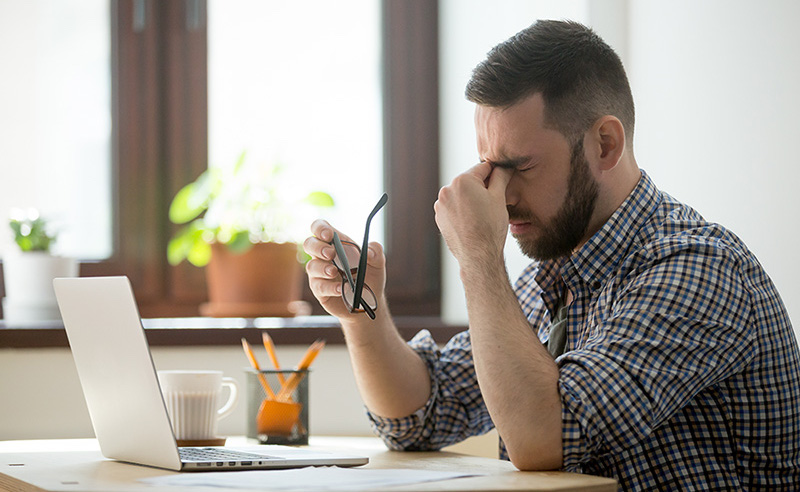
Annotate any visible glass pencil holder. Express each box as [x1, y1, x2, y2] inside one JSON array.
[[246, 369, 309, 445]]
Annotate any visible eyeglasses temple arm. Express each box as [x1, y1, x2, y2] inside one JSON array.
[[334, 232, 376, 320], [353, 193, 388, 319]]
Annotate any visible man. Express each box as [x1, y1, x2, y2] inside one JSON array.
[[304, 20, 800, 490]]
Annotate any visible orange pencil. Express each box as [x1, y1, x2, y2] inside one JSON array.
[[262, 332, 286, 386], [296, 339, 325, 370], [241, 338, 276, 400], [276, 339, 325, 401]]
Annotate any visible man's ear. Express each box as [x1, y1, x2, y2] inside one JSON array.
[[587, 116, 626, 172]]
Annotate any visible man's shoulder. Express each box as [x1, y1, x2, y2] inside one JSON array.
[[614, 192, 765, 290], [635, 191, 750, 261]]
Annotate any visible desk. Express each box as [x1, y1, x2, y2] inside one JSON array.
[[0, 437, 617, 492]]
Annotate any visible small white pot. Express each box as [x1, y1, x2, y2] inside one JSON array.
[[2, 251, 78, 325]]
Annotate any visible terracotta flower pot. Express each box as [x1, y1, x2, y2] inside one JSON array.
[[199, 242, 309, 318]]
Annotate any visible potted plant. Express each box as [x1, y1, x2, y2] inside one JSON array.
[[2, 209, 78, 325], [167, 152, 334, 317]]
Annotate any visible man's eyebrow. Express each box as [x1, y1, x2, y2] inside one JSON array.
[[484, 156, 532, 170]]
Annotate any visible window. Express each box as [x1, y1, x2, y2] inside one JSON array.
[[207, 0, 384, 241], [0, 0, 112, 260], [0, 0, 440, 318]]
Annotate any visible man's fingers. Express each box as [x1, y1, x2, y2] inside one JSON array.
[[310, 220, 356, 242], [307, 275, 342, 299], [306, 220, 362, 261], [306, 257, 343, 299], [303, 235, 336, 261], [306, 257, 338, 280], [465, 161, 494, 184], [464, 161, 512, 195], [367, 242, 385, 268], [487, 165, 513, 194], [310, 219, 334, 242]]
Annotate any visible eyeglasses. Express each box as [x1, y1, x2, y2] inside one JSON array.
[[330, 193, 388, 320]]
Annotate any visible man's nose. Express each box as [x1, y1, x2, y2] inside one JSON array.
[[504, 177, 520, 207]]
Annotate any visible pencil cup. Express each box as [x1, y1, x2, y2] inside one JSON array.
[[246, 369, 309, 445]]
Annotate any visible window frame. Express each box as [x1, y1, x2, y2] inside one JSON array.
[[0, 0, 441, 319]]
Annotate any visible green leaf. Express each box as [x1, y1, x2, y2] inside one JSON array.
[[303, 191, 334, 208], [167, 222, 211, 266], [167, 226, 194, 265], [167, 239, 184, 266], [169, 169, 218, 225], [232, 151, 247, 174], [169, 183, 203, 224], [187, 240, 212, 267], [226, 231, 254, 254], [17, 237, 33, 252], [9, 215, 54, 252]]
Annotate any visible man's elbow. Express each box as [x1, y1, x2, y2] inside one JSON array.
[[507, 442, 563, 471]]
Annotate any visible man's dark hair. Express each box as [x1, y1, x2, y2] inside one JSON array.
[[466, 20, 635, 147]]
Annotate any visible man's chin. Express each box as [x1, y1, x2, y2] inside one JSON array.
[[512, 233, 572, 262], [511, 234, 540, 260]]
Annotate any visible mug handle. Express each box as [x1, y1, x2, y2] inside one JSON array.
[[218, 377, 239, 419]]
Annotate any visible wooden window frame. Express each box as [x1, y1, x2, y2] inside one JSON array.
[[0, 0, 440, 319]]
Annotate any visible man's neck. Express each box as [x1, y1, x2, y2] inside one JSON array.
[[584, 157, 641, 246]]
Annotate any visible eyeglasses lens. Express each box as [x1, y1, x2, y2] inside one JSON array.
[[341, 281, 377, 311], [332, 242, 377, 311]]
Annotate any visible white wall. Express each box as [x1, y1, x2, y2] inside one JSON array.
[[440, 0, 800, 343], [0, 345, 372, 440], [0, 344, 498, 456], [627, 0, 800, 340]]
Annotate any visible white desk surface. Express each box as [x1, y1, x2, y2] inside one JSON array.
[[0, 436, 617, 492]]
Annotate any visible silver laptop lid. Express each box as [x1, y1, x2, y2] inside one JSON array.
[[54, 276, 183, 471]]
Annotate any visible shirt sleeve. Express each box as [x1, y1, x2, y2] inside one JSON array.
[[366, 329, 495, 451], [557, 240, 757, 470]]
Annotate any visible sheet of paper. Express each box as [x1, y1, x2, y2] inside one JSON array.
[[140, 466, 478, 490]]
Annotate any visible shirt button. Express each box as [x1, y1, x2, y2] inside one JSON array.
[[592, 280, 602, 291]]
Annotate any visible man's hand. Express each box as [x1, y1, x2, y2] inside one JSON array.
[[303, 220, 431, 420], [303, 219, 387, 322], [434, 162, 513, 267]]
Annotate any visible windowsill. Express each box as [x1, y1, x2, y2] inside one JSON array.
[[0, 316, 466, 348]]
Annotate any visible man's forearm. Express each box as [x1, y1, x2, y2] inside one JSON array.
[[462, 257, 563, 470], [341, 306, 432, 419]]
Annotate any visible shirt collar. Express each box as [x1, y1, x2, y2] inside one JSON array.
[[569, 169, 660, 290]]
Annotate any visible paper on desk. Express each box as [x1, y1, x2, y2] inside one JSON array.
[[140, 466, 478, 490]]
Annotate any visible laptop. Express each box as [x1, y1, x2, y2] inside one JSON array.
[[53, 276, 369, 472]]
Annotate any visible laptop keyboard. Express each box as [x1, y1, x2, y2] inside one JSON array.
[[179, 447, 279, 463]]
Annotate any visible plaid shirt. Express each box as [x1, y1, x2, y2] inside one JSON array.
[[368, 171, 800, 490]]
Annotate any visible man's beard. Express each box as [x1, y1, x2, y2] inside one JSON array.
[[509, 140, 599, 261]]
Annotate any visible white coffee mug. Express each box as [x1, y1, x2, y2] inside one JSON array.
[[157, 370, 238, 441]]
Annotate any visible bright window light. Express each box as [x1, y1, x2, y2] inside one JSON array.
[[208, 0, 384, 243], [0, 0, 112, 259]]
